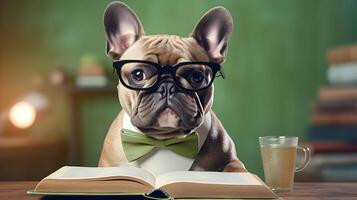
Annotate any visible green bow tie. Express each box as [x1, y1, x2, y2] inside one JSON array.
[[121, 129, 198, 162]]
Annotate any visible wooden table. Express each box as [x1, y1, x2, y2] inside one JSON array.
[[1, 182, 357, 199]]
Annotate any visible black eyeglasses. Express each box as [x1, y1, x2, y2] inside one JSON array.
[[113, 60, 224, 92]]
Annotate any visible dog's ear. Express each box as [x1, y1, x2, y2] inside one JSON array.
[[191, 7, 233, 64], [104, 2, 144, 60]]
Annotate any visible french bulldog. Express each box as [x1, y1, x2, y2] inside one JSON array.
[[99, 1, 246, 174]]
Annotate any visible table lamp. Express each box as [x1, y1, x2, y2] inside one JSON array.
[[0, 91, 48, 134]]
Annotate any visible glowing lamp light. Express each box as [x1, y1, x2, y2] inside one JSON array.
[[9, 101, 37, 129], [0, 91, 47, 133]]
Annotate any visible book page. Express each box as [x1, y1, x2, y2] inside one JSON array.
[[46, 166, 156, 187], [156, 171, 262, 188]]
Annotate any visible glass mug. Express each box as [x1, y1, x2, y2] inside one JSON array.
[[259, 136, 310, 192]]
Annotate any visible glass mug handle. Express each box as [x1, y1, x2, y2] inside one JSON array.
[[295, 146, 311, 172]]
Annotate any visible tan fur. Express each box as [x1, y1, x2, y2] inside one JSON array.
[[98, 111, 126, 166], [117, 35, 212, 133], [100, 4, 246, 172], [99, 36, 246, 172]]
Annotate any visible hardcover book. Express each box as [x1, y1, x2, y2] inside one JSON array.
[[327, 44, 357, 64], [321, 164, 357, 181], [28, 166, 277, 199], [296, 153, 357, 182], [327, 62, 357, 85], [312, 112, 357, 125], [307, 126, 357, 143], [304, 141, 357, 154], [313, 100, 357, 112], [318, 87, 357, 102]]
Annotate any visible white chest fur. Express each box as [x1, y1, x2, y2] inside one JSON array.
[[122, 112, 211, 176]]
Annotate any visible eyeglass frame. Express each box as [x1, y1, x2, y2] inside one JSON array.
[[112, 60, 225, 92]]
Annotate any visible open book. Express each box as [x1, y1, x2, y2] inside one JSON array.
[[29, 166, 277, 199]]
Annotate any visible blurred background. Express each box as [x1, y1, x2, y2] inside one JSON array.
[[1, 0, 357, 181]]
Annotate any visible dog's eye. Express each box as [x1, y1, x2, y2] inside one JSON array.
[[190, 71, 204, 83], [132, 69, 145, 81]]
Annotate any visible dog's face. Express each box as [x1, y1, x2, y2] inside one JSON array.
[[104, 2, 232, 138]]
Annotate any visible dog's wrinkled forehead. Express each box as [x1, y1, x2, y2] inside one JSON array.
[[120, 35, 209, 65], [104, 2, 233, 64]]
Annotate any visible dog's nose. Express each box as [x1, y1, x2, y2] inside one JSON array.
[[157, 81, 176, 97]]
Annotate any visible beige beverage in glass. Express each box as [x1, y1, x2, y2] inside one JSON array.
[[259, 136, 310, 191]]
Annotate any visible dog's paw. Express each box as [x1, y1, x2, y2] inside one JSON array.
[[223, 160, 247, 172]]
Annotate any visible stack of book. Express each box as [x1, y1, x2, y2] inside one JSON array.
[[300, 45, 357, 182]]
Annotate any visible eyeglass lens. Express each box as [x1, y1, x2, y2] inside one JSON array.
[[119, 62, 214, 90]]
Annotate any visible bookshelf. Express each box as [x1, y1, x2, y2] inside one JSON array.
[[0, 135, 66, 180], [60, 84, 117, 165]]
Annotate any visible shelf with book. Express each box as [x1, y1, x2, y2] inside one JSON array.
[[58, 83, 117, 165]]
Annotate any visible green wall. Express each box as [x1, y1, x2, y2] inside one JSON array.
[[1, 0, 357, 177]]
